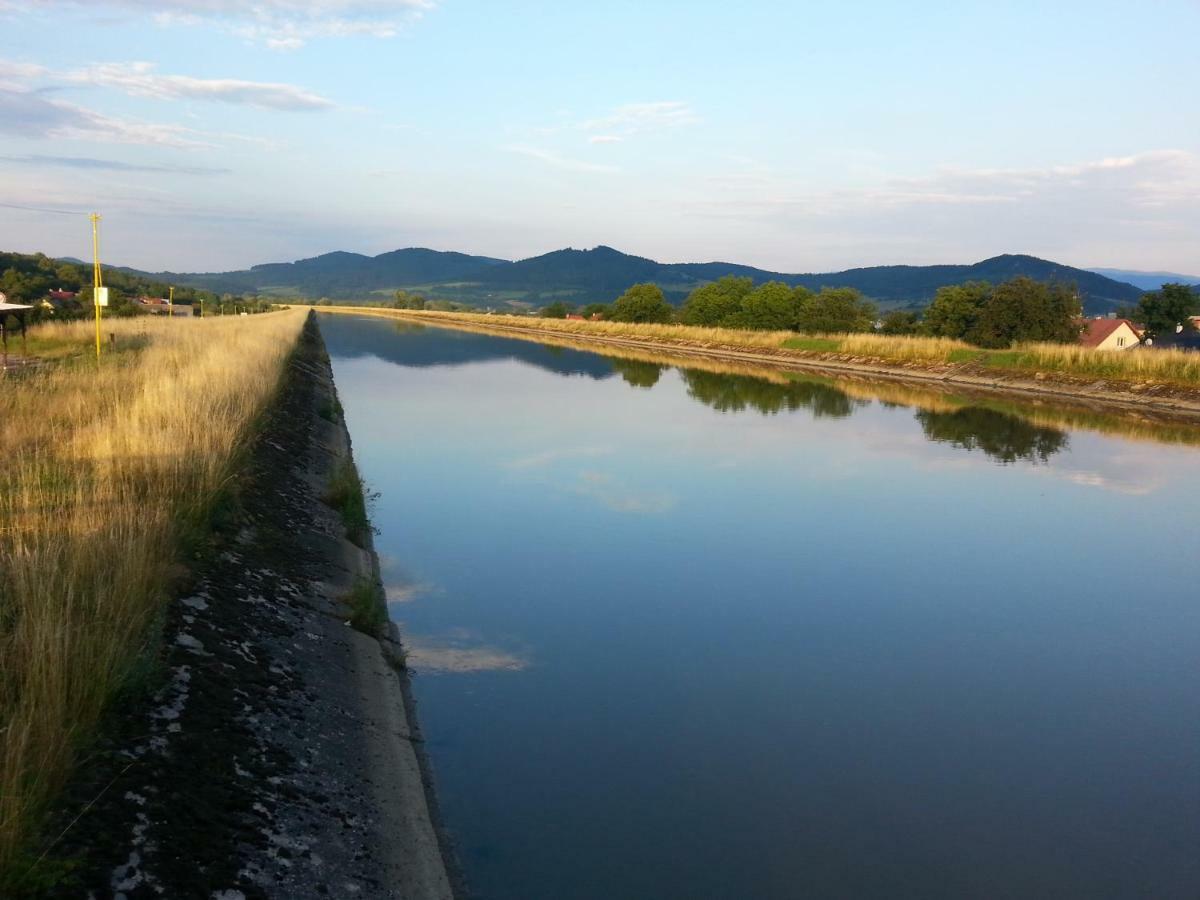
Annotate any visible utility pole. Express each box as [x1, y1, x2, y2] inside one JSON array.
[[90, 212, 103, 359], [169, 285, 174, 318]]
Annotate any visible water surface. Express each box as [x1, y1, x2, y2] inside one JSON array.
[[321, 314, 1200, 900]]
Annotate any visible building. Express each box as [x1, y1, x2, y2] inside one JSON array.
[[1079, 318, 1142, 351], [1145, 325, 1200, 352]]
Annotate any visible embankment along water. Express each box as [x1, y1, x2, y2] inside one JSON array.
[[52, 314, 454, 898]]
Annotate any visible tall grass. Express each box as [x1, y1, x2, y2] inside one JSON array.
[[326, 308, 1200, 389], [0, 310, 305, 889]]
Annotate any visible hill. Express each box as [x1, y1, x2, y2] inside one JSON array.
[[58, 246, 1143, 315], [132, 248, 506, 300], [1087, 268, 1200, 292]]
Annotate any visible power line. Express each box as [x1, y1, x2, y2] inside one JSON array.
[[0, 201, 90, 217]]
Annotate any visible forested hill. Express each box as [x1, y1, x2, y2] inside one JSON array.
[[59, 245, 1143, 313], [130, 248, 507, 299], [0, 250, 214, 307]]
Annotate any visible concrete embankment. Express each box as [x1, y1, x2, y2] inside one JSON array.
[[322, 307, 1200, 424], [55, 314, 455, 898]]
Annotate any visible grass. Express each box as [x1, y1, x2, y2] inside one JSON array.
[[0, 310, 306, 891], [781, 336, 843, 353], [342, 577, 388, 638], [324, 458, 373, 548], [320, 307, 1200, 390]]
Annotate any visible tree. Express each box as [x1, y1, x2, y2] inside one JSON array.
[[680, 276, 754, 326], [795, 287, 876, 333], [392, 290, 427, 310], [879, 310, 921, 335], [968, 278, 1080, 348], [1134, 283, 1198, 337], [921, 281, 991, 339], [608, 283, 675, 323], [540, 300, 572, 318], [724, 281, 807, 331], [581, 303, 610, 319]]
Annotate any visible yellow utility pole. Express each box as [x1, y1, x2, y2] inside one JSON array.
[[169, 285, 174, 318], [90, 212, 103, 359]]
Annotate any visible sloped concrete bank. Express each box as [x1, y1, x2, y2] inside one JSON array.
[[54, 314, 457, 898]]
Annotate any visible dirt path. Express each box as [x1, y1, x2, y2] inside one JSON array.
[[53, 314, 455, 898]]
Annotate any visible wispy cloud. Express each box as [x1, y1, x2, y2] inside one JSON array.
[[505, 144, 619, 174], [66, 62, 334, 111], [23, 1, 437, 49], [0, 154, 230, 175], [0, 87, 211, 148], [573, 470, 675, 514], [588, 134, 622, 145], [581, 101, 699, 136]]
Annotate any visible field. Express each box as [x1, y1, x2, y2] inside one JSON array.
[[0, 310, 305, 889], [323, 307, 1200, 389]]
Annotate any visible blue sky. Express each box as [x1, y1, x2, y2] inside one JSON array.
[[0, 0, 1197, 273]]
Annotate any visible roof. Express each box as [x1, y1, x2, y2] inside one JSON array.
[[1079, 318, 1141, 348]]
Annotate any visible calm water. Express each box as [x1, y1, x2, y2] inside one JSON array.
[[321, 314, 1200, 900]]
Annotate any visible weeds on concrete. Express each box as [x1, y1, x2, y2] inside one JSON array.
[[343, 577, 388, 638], [323, 459, 374, 548]]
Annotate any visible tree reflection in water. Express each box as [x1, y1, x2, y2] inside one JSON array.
[[915, 407, 1069, 463], [609, 358, 666, 389], [682, 370, 864, 418]]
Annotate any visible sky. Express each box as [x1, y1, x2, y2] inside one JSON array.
[[0, 0, 1197, 274]]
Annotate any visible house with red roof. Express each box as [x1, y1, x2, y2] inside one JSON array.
[[1079, 318, 1142, 351]]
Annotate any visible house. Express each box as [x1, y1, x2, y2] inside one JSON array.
[[137, 296, 195, 317], [39, 291, 84, 316], [1079, 318, 1142, 351], [565, 313, 585, 320], [1144, 325, 1200, 352]]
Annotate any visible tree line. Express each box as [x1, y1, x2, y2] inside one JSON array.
[[0, 251, 229, 320], [535, 276, 1200, 348]]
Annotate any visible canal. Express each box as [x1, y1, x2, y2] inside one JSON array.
[[321, 313, 1200, 900]]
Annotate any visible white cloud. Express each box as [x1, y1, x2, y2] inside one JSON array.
[[0, 88, 210, 147], [588, 135, 622, 145], [0, 154, 229, 174], [66, 62, 334, 111], [22, 1, 437, 48], [582, 101, 699, 136], [504, 144, 619, 174]]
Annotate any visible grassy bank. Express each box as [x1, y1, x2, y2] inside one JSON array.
[[320, 307, 1200, 390], [0, 310, 306, 890]]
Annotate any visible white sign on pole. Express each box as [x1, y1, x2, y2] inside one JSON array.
[[95, 287, 109, 307]]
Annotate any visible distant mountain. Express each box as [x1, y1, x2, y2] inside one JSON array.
[[124, 248, 507, 299], [462, 247, 1140, 314], [1086, 268, 1200, 292], [107, 245, 1144, 315]]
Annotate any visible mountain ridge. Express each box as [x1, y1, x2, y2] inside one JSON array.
[[104, 246, 1144, 314]]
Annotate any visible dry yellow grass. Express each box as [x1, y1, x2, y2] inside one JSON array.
[[838, 333, 972, 362], [326, 306, 796, 350], [0, 310, 305, 888]]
